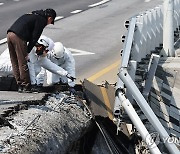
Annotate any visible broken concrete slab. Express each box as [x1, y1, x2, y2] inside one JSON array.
[[0, 92, 92, 154]]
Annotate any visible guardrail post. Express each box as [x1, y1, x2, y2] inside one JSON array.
[[114, 78, 124, 116], [161, 0, 175, 57], [114, 18, 136, 116], [126, 60, 137, 103], [143, 54, 160, 100]]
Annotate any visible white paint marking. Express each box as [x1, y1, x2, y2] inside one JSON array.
[[68, 48, 95, 56], [13, 0, 20, 1], [88, 0, 110, 7], [145, 0, 151, 2], [55, 16, 64, 21], [0, 38, 7, 44], [71, 10, 82, 14], [0, 3, 4, 6]]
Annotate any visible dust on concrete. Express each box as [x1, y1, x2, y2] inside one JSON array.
[[0, 92, 92, 154]]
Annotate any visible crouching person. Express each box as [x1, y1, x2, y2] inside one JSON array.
[[29, 35, 76, 94], [0, 35, 76, 94]]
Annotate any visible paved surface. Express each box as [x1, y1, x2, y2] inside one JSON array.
[[0, 91, 47, 116], [0, 91, 46, 102]]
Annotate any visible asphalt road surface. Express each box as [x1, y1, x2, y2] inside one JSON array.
[[0, 0, 100, 39], [0, 0, 163, 84]]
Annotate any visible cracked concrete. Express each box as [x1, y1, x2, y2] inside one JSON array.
[[0, 92, 92, 154]]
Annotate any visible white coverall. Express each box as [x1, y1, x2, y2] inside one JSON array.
[[45, 47, 75, 87], [28, 37, 75, 87]]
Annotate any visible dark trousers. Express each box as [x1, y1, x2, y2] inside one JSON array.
[[7, 32, 30, 87]]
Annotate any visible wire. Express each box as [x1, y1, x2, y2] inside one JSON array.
[[95, 121, 114, 154]]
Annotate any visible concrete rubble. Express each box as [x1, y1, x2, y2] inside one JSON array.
[[0, 92, 92, 154]]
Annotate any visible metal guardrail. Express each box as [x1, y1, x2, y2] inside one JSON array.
[[122, 0, 180, 66], [121, 18, 136, 68], [114, 0, 180, 154]]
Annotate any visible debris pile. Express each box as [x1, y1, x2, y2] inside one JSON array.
[[0, 92, 92, 154]]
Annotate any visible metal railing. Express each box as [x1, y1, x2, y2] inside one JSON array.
[[114, 0, 180, 154]]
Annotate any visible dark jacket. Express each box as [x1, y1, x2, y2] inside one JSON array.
[[7, 10, 47, 53]]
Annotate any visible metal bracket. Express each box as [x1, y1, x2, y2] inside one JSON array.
[[143, 54, 160, 99]]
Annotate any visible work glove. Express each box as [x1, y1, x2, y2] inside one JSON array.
[[66, 74, 76, 82], [69, 87, 77, 95]]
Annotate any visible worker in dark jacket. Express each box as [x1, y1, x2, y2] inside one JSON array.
[[7, 8, 56, 93]]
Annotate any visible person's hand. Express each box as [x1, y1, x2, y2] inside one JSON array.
[[66, 74, 76, 81], [25, 54, 30, 62]]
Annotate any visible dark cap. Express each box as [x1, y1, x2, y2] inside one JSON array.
[[44, 8, 56, 24]]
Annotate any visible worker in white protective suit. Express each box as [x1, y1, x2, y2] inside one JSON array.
[[28, 35, 76, 93], [0, 35, 76, 93]]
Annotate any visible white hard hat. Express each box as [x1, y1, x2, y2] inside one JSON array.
[[37, 35, 49, 48], [36, 35, 55, 51], [53, 42, 65, 58]]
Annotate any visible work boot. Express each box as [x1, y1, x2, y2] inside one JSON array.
[[18, 85, 23, 93], [22, 86, 32, 93]]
